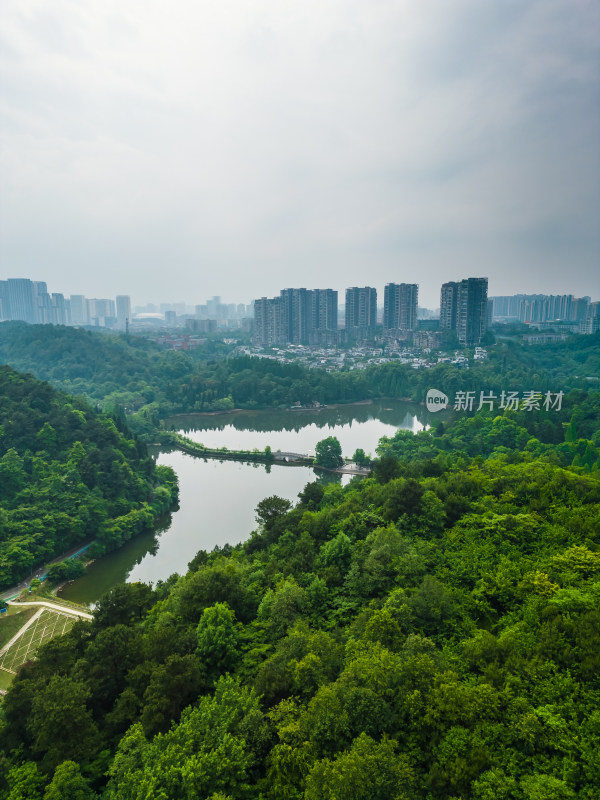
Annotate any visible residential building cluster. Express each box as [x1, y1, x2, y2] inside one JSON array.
[[254, 278, 489, 348], [0, 278, 131, 329], [0, 280, 255, 332], [135, 296, 253, 329], [491, 294, 599, 334], [237, 339, 488, 373]]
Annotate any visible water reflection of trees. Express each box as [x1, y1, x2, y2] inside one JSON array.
[[168, 400, 429, 436], [58, 525, 162, 606]]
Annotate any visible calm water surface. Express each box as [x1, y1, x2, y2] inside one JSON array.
[[170, 399, 426, 456], [59, 400, 430, 606]]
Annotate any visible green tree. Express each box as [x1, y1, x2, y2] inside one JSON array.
[[196, 602, 240, 681], [105, 677, 269, 800], [305, 733, 414, 800], [36, 422, 57, 453], [315, 437, 343, 469], [298, 482, 325, 509], [352, 448, 369, 467], [520, 774, 575, 800], [43, 761, 96, 800], [255, 496, 292, 529], [141, 654, 206, 736], [257, 578, 307, 638], [28, 675, 100, 772], [0, 448, 26, 502], [92, 582, 155, 628], [4, 762, 44, 800]]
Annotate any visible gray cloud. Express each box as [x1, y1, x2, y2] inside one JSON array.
[[1, 0, 598, 306]]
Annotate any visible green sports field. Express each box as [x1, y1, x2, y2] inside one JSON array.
[[0, 609, 77, 675]]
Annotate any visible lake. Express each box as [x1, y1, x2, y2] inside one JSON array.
[[59, 399, 430, 605]]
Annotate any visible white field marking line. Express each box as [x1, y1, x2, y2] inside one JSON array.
[[0, 647, 20, 672], [0, 608, 44, 657], [7, 601, 92, 620], [32, 613, 74, 650], [31, 624, 50, 651], [0, 610, 77, 671], [27, 614, 64, 656]]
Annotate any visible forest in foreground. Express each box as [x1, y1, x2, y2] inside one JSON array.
[[0, 383, 599, 799], [0, 366, 178, 590]]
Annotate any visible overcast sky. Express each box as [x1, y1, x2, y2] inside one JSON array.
[[1, 0, 599, 307]]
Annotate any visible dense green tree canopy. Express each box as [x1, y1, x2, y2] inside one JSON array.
[[1, 387, 599, 798], [0, 366, 177, 589], [1, 325, 599, 799]]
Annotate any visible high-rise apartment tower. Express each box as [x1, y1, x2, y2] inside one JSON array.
[[383, 283, 418, 331], [440, 277, 488, 346], [345, 287, 377, 339]]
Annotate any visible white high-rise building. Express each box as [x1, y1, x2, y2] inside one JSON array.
[[116, 295, 131, 328], [70, 295, 88, 325]]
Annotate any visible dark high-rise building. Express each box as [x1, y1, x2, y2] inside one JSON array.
[[440, 278, 488, 346], [280, 288, 311, 344], [254, 288, 338, 346], [457, 278, 488, 346], [486, 298, 493, 331], [440, 281, 459, 331], [345, 287, 377, 338], [311, 289, 338, 342], [253, 297, 281, 346], [383, 283, 418, 331]]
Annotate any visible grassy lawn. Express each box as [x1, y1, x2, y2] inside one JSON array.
[[0, 668, 14, 691], [0, 606, 38, 650]]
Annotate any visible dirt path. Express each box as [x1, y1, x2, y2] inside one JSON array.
[[7, 600, 93, 621]]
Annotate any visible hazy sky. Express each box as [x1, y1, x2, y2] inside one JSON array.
[[1, 0, 599, 307]]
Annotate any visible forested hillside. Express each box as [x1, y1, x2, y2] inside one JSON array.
[[1, 393, 598, 799], [0, 322, 598, 439], [377, 391, 600, 473], [0, 366, 178, 589]]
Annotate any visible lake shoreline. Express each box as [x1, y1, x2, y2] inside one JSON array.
[[163, 396, 417, 422], [164, 398, 375, 420]]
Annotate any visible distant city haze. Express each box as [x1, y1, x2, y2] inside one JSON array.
[[1, 277, 597, 339], [1, 1, 599, 306]]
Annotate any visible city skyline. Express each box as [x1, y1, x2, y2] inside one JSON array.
[[1, 274, 598, 337], [2, 274, 599, 318], [1, 1, 599, 307]]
